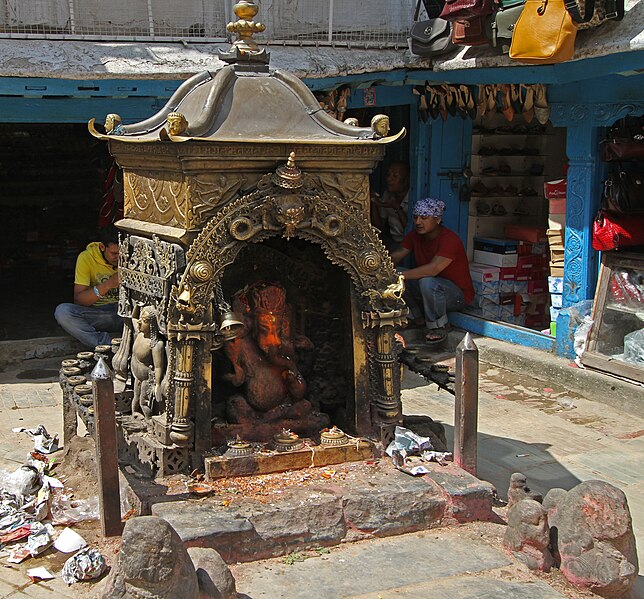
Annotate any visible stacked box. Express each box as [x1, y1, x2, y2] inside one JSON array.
[[547, 229, 565, 304]]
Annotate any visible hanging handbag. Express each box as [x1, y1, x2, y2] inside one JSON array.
[[408, 0, 455, 57], [485, 3, 526, 53], [508, 0, 596, 64], [452, 16, 490, 45], [577, 0, 624, 29], [592, 210, 644, 251], [602, 171, 644, 213], [600, 120, 644, 161], [440, 0, 495, 21]]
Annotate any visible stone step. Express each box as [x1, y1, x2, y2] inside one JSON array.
[[137, 460, 495, 564], [0, 336, 83, 372]]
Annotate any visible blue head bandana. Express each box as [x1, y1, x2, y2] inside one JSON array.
[[413, 198, 446, 218]]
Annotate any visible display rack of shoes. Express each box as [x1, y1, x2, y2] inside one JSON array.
[[466, 109, 567, 258]]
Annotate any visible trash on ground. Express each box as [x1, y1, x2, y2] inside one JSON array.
[[27, 566, 55, 581], [0, 524, 32, 544], [54, 527, 87, 554], [385, 426, 434, 458], [421, 450, 453, 466], [7, 465, 42, 497], [27, 522, 54, 556], [11, 425, 60, 454], [50, 494, 99, 525], [556, 397, 577, 410], [7, 546, 31, 563], [62, 547, 107, 584], [387, 427, 453, 476]]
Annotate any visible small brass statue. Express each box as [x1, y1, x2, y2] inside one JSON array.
[[167, 112, 189, 136], [104, 113, 122, 135], [370, 114, 390, 139]]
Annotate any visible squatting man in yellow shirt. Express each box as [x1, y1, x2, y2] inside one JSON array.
[[54, 226, 122, 348]]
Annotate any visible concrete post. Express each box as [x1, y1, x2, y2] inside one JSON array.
[[453, 332, 478, 476], [91, 355, 123, 537]]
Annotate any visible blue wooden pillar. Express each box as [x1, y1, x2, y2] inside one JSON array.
[[550, 102, 644, 357], [408, 112, 431, 229]]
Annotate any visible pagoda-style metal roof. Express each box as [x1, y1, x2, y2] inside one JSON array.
[[88, 65, 405, 145]]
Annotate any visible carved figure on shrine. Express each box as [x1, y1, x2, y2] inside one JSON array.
[[131, 306, 166, 419]]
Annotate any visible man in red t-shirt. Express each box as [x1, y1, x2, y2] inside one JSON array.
[[391, 198, 474, 344]]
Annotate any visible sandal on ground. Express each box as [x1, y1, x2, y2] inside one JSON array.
[[425, 327, 448, 344]]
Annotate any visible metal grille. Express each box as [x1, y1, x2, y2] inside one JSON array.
[[0, 0, 413, 47]]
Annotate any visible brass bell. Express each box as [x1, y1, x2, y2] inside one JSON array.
[[219, 311, 244, 340]]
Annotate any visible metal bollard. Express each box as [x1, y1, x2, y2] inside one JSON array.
[[91, 355, 123, 537], [453, 332, 479, 476]]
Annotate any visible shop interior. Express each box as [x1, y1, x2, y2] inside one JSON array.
[[0, 123, 111, 341]]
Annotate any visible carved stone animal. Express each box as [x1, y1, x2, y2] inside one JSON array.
[[507, 472, 542, 508]]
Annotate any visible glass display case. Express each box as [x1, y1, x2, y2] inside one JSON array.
[[582, 252, 644, 383]]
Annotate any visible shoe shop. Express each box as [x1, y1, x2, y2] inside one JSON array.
[[0, 0, 642, 367]]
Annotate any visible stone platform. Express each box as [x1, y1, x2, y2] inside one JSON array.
[[123, 459, 496, 564]]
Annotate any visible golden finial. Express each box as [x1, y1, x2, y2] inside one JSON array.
[[273, 152, 303, 189], [220, 1, 268, 64]]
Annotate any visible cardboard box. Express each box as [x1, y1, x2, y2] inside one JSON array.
[[514, 280, 529, 294], [498, 304, 516, 320], [472, 294, 500, 308], [529, 280, 548, 294], [549, 197, 566, 214], [473, 237, 518, 254], [544, 178, 566, 199], [499, 267, 516, 280], [473, 280, 500, 295], [504, 224, 547, 243], [548, 213, 566, 230], [550, 264, 564, 277], [499, 280, 514, 293], [465, 304, 501, 319], [517, 255, 542, 270], [474, 250, 518, 268], [548, 276, 563, 294], [550, 306, 561, 322], [551, 293, 563, 308], [469, 263, 500, 283]]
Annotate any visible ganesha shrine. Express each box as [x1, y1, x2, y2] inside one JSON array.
[[60, 1, 409, 479]]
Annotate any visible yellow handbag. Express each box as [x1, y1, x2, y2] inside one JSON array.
[[509, 0, 579, 64]]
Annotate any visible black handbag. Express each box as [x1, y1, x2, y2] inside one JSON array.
[[602, 171, 644, 214], [408, 0, 454, 58]]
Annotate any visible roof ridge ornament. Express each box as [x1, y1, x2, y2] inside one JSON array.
[[219, 0, 270, 68], [273, 152, 303, 189]]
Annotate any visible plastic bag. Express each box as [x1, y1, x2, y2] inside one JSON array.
[[50, 493, 99, 525], [623, 328, 644, 364]]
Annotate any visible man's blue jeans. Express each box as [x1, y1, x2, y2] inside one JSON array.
[[402, 275, 466, 330], [54, 302, 122, 348]]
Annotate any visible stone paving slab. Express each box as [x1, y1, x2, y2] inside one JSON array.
[[231, 530, 564, 599], [150, 463, 494, 563]]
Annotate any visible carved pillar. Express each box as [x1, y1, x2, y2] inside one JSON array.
[[373, 325, 403, 446], [170, 335, 197, 445], [562, 125, 601, 308]]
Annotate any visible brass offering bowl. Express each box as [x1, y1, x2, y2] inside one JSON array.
[[320, 427, 348, 446]]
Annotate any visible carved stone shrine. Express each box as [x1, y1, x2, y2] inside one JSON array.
[[84, 1, 408, 477]]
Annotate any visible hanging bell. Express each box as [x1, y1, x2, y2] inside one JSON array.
[[219, 310, 244, 340]]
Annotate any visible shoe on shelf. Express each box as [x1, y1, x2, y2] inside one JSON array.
[[476, 200, 492, 215], [518, 186, 538, 197], [481, 166, 498, 175], [529, 163, 544, 175], [492, 203, 507, 216], [470, 181, 490, 197], [478, 146, 496, 156], [498, 163, 512, 174]]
